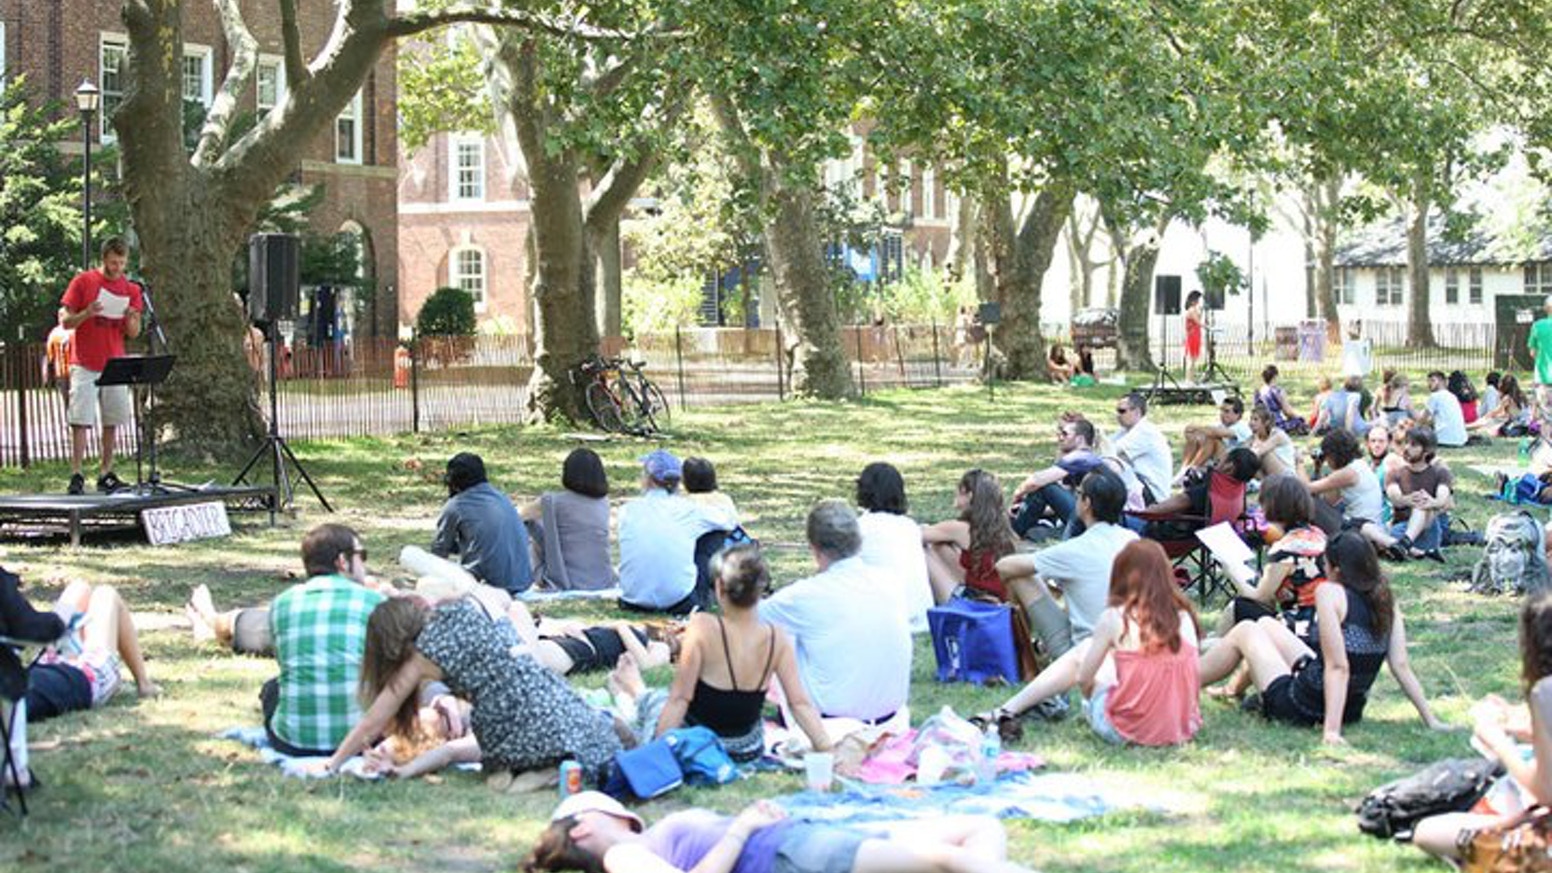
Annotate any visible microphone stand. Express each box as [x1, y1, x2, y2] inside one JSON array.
[[129, 280, 178, 492]]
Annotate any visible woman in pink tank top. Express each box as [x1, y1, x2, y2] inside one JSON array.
[[978, 540, 1201, 746]]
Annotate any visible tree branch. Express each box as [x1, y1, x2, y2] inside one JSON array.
[[385, 6, 661, 41], [193, 0, 259, 168], [708, 94, 762, 183], [278, 0, 309, 89]]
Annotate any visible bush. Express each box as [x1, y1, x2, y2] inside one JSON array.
[[417, 286, 477, 337]]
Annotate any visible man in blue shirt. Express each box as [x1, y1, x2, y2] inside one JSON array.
[[618, 449, 734, 614], [430, 452, 533, 594]]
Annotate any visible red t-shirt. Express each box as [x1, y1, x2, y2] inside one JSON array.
[[60, 270, 142, 372]]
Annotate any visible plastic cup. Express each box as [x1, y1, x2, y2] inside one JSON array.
[[804, 751, 834, 792]]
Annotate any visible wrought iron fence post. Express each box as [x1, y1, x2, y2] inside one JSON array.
[[854, 325, 866, 398], [894, 326, 907, 384], [410, 338, 421, 434], [674, 325, 688, 411]]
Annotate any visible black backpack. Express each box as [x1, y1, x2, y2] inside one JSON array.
[[1355, 757, 1505, 841]]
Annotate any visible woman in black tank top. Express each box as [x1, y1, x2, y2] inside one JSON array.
[[652, 544, 832, 761]]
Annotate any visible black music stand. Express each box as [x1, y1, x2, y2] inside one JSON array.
[[98, 354, 177, 494]]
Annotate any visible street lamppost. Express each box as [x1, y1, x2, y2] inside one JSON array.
[[75, 80, 100, 271]]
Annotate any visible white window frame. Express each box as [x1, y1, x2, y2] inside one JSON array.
[[335, 90, 363, 165], [1334, 267, 1354, 305], [1444, 268, 1459, 305], [1375, 266, 1405, 306], [256, 54, 286, 115], [100, 34, 129, 143], [450, 245, 487, 312], [448, 134, 486, 202], [0, 22, 8, 88], [182, 43, 214, 109], [1469, 267, 1483, 305], [921, 166, 936, 220], [899, 159, 914, 218], [1526, 263, 1552, 297]]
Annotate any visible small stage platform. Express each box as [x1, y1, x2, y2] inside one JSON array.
[[0, 485, 277, 546], [1143, 380, 1240, 405]]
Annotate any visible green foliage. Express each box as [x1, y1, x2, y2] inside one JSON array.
[[621, 273, 706, 335], [416, 286, 477, 337], [1195, 250, 1247, 301], [0, 75, 85, 340], [398, 34, 492, 154]]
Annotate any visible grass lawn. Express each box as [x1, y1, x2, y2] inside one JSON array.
[[0, 379, 1525, 872]]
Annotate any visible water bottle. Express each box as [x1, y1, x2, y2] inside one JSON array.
[[1521, 437, 1532, 465], [977, 723, 1000, 785]]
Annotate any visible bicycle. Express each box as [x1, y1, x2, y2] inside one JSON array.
[[573, 355, 670, 435]]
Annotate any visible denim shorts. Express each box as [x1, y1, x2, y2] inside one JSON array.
[[1082, 685, 1126, 745], [1388, 513, 1447, 551], [774, 823, 869, 873]]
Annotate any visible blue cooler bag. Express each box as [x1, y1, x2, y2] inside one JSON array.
[[928, 597, 1021, 685]]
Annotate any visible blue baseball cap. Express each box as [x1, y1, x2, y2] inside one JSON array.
[[641, 449, 682, 483]]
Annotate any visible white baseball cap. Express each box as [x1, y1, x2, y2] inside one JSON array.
[[552, 791, 645, 832]]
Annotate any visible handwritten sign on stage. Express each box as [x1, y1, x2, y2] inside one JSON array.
[[142, 501, 232, 545]]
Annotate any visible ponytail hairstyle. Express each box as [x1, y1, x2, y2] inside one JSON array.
[[1324, 531, 1393, 638], [1107, 540, 1199, 653], [958, 469, 1017, 559]]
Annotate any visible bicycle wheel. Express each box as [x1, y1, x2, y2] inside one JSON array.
[[640, 379, 670, 431], [585, 381, 626, 433], [613, 372, 650, 434]]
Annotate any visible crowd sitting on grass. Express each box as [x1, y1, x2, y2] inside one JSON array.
[[14, 357, 1552, 870]]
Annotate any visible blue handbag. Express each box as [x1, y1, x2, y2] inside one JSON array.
[[664, 726, 738, 786], [602, 738, 683, 800], [928, 597, 1022, 685]]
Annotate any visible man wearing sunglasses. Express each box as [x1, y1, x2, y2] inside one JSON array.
[[263, 523, 386, 758], [1110, 392, 1172, 505]]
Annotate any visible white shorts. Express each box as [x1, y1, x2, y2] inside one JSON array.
[[68, 365, 132, 428]]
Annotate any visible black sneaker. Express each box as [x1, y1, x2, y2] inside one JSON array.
[[96, 472, 127, 494], [67, 473, 85, 495]]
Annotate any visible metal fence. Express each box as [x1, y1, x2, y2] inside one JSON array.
[[0, 318, 1509, 467]]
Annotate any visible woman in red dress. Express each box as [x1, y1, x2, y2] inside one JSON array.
[[1183, 290, 1204, 383]]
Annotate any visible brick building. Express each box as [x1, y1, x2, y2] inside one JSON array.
[[0, 0, 400, 337]]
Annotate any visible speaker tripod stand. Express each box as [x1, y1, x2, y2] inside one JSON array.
[[233, 321, 332, 523]]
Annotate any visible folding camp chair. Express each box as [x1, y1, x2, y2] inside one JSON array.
[[1129, 470, 1260, 606], [0, 634, 45, 818]]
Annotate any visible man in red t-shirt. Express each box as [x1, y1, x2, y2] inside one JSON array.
[[59, 237, 143, 495]]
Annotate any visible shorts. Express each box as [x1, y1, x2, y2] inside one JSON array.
[[546, 626, 648, 674], [50, 647, 123, 707], [1082, 685, 1126, 745], [231, 607, 274, 657], [774, 823, 869, 873], [1260, 656, 1321, 727], [68, 365, 132, 428], [1230, 597, 1278, 626]]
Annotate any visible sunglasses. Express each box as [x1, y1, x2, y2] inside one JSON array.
[[1115, 406, 1132, 415], [351, 547, 368, 562]]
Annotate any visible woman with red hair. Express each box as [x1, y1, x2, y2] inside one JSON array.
[[977, 540, 1202, 746]]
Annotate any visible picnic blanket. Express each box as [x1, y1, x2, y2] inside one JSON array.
[[776, 770, 1172, 824], [519, 586, 623, 603], [219, 726, 482, 780]]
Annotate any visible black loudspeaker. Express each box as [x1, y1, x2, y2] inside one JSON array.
[[1153, 275, 1181, 315], [1205, 286, 1225, 310], [248, 233, 300, 323]]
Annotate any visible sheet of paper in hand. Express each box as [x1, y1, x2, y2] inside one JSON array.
[[95, 288, 130, 319]]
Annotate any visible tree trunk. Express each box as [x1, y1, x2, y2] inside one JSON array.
[[981, 176, 1072, 380], [1406, 168, 1436, 348], [1107, 207, 1168, 373], [1308, 177, 1342, 340], [946, 190, 975, 283], [763, 177, 853, 398], [595, 216, 623, 338]]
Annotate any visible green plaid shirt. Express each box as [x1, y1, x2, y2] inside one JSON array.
[[269, 574, 384, 751]]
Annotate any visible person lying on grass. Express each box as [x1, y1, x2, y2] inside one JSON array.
[[1413, 591, 1552, 863], [307, 596, 627, 781], [521, 790, 1038, 873], [975, 539, 1201, 747], [1198, 530, 1449, 744]]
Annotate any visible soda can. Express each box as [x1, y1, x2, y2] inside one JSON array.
[[559, 760, 583, 797]]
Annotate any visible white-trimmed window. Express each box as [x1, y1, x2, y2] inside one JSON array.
[[451, 246, 487, 310], [1526, 263, 1552, 297], [1375, 266, 1405, 306], [256, 55, 285, 115], [336, 90, 363, 164], [182, 44, 213, 109], [100, 34, 128, 141], [1, 22, 8, 87], [899, 159, 914, 218], [449, 135, 485, 202], [1469, 267, 1483, 305], [1445, 268, 1459, 305], [922, 166, 936, 220], [1334, 267, 1354, 305]]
